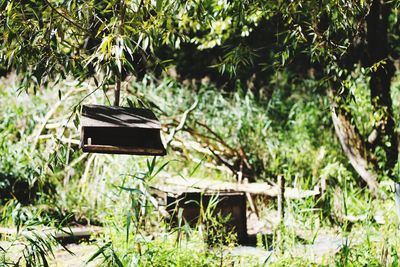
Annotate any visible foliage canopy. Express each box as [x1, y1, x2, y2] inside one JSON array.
[[1, 0, 386, 91]]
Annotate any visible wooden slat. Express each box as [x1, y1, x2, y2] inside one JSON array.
[[81, 105, 161, 129], [82, 144, 166, 155]]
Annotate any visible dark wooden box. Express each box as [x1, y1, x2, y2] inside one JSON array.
[[166, 191, 247, 243], [80, 105, 166, 155]]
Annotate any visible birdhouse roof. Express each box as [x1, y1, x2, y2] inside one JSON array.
[[81, 105, 161, 129]]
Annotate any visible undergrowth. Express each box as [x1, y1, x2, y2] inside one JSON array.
[[0, 72, 399, 265]]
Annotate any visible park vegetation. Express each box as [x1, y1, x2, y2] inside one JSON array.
[[0, 0, 399, 265]]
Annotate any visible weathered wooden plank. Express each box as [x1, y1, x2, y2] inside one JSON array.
[[82, 144, 166, 155], [155, 177, 320, 200]]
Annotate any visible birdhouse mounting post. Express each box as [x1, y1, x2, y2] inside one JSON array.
[[114, 75, 121, 106]]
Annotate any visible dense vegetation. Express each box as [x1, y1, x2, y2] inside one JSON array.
[[0, 0, 399, 265]]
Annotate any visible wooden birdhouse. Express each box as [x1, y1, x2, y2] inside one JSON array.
[[80, 104, 166, 156]]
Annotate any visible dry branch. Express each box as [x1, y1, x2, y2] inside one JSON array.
[[166, 121, 256, 181], [165, 99, 198, 147]]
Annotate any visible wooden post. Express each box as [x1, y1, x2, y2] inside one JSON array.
[[277, 174, 285, 223]]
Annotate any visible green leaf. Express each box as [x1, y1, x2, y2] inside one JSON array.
[[156, 0, 163, 12], [127, 98, 135, 108], [73, 113, 80, 130], [126, 211, 132, 244], [86, 242, 112, 264]]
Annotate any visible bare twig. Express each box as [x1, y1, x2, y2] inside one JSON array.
[[165, 99, 198, 147]]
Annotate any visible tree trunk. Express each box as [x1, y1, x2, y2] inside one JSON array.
[[329, 0, 398, 196], [366, 0, 398, 180], [330, 96, 379, 195]]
